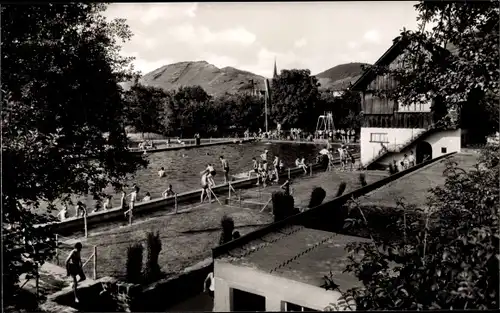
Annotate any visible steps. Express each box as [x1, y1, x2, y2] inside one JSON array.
[[363, 126, 437, 169]]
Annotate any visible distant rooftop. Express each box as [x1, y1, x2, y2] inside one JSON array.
[[217, 226, 370, 291], [359, 153, 479, 209]]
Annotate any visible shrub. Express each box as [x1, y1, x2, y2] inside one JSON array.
[[219, 214, 235, 245], [359, 173, 367, 187], [272, 191, 295, 222], [308, 187, 326, 208], [332, 145, 500, 310], [335, 182, 347, 197], [144, 231, 162, 281], [126, 243, 143, 284]]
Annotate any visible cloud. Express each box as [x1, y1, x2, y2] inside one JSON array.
[[347, 41, 359, 49], [167, 25, 256, 46], [294, 38, 307, 48], [363, 29, 381, 43], [103, 3, 199, 25]]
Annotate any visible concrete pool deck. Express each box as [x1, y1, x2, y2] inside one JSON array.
[[359, 152, 479, 209], [51, 166, 388, 282]]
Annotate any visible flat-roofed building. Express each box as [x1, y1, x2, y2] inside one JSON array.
[[213, 225, 370, 311]]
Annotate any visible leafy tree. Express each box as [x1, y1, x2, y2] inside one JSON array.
[[365, 1, 499, 129], [271, 69, 321, 130], [319, 89, 362, 132], [164, 85, 211, 137], [124, 83, 169, 135], [328, 144, 499, 310], [1, 3, 147, 303]]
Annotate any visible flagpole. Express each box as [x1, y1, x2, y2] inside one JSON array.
[[265, 96, 268, 133]]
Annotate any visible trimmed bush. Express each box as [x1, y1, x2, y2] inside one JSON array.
[[335, 182, 347, 197], [308, 187, 326, 208], [359, 173, 367, 187], [126, 243, 143, 284], [219, 214, 235, 245], [272, 191, 295, 222], [145, 231, 162, 281]]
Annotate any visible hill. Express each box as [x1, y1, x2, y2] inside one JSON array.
[[136, 61, 266, 96], [315, 62, 369, 91]]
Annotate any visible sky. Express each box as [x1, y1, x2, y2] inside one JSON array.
[[103, 2, 419, 78]]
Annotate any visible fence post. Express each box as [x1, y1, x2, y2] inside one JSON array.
[[35, 263, 39, 299], [288, 168, 291, 179], [310, 164, 313, 177], [55, 234, 59, 266], [84, 214, 88, 238], [129, 205, 133, 225], [93, 245, 97, 280], [228, 183, 231, 200], [239, 191, 242, 208], [174, 194, 178, 214]]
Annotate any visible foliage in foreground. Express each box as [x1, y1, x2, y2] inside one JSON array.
[[325, 144, 499, 310], [2, 3, 147, 302]]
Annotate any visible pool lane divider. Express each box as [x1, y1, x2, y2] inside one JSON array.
[[35, 154, 359, 235], [129, 138, 256, 154]]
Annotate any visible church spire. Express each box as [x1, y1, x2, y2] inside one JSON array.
[[273, 57, 278, 78]]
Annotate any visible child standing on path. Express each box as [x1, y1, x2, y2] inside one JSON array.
[[66, 242, 86, 304]]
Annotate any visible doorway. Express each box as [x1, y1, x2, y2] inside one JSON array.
[[231, 288, 266, 311], [415, 141, 432, 164]]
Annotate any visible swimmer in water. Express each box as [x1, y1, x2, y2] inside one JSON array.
[[158, 167, 166, 178]]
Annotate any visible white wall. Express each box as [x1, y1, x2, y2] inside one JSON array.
[[360, 127, 426, 165], [377, 129, 461, 168], [214, 260, 348, 312]]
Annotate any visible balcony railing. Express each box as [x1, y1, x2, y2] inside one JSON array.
[[363, 112, 433, 129]]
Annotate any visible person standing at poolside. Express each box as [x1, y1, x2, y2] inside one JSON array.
[[200, 173, 212, 203], [126, 186, 139, 217], [58, 205, 68, 222], [220, 156, 230, 184], [65, 242, 86, 303], [408, 150, 416, 167], [203, 272, 215, 299], [249, 157, 258, 177], [273, 156, 280, 182], [103, 195, 112, 211], [120, 191, 127, 210], [75, 201, 86, 218], [260, 149, 268, 161], [402, 154, 410, 170]]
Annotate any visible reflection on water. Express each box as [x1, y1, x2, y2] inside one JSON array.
[[50, 142, 358, 213]]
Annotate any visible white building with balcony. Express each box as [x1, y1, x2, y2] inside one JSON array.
[[350, 39, 461, 170]]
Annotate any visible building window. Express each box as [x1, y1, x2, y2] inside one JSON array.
[[441, 147, 447, 153], [231, 288, 266, 312], [370, 133, 389, 143], [283, 302, 318, 312]]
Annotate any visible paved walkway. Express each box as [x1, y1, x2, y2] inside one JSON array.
[[360, 153, 479, 209]]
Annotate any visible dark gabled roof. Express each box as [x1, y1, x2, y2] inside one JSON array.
[[350, 37, 459, 92], [350, 38, 407, 91]]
